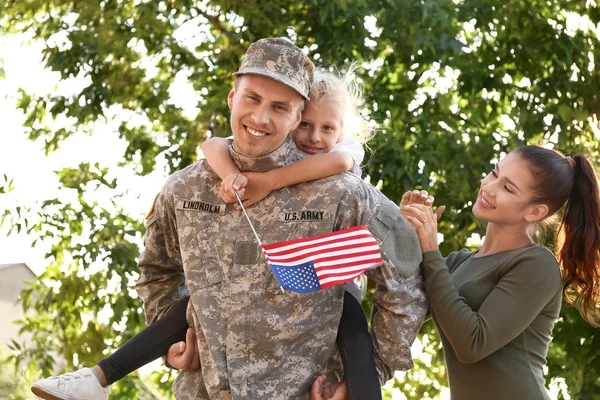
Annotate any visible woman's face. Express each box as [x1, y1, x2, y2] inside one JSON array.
[[473, 152, 541, 225]]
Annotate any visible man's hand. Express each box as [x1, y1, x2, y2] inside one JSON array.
[[220, 173, 248, 203], [166, 328, 201, 371], [310, 375, 348, 400]]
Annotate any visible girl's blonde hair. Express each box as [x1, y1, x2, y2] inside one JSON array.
[[308, 63, 375, 145]]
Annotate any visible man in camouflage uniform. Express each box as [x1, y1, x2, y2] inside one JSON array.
[[136, 37, 427, 400]]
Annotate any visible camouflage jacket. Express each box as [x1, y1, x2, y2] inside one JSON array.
[[136, 136, 427, 400]]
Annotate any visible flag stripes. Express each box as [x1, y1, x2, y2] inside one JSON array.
[[262, 225, 383, 292]]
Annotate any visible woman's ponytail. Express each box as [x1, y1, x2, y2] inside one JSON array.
[[556, 154, 600, 327]]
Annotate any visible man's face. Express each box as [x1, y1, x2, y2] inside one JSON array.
[[228, 74, 304, 158]]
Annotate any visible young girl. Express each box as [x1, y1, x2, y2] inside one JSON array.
[[401, 146, 600, 400], [31, 67, 381, 400]]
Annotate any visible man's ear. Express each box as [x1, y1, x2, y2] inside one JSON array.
[[525, 203, 549, 223], [227, 89, 235, 110], [291, 105, 303, 130]]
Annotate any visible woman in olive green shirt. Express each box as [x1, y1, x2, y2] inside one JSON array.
[[401, 145, 600, 400]]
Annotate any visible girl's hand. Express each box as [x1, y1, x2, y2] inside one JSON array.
[[310, 375, 348, 400], [399, 190, 446, 253], [235, 171, 275, 209], [220, 173, 248, 203]]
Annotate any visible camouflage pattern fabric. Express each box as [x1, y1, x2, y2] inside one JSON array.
[[136, 136, 428, 399], [233, 37, 314, 100]]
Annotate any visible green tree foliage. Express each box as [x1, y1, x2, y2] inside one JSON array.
[[1, 0, 599, 398], [0, 347, 36, 400]]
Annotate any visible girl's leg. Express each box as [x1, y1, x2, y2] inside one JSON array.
[[336, 290, 382, 400], [96, 295, 190, 385]]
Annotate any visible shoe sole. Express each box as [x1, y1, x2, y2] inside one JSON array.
[[31, 386, 68, 400]]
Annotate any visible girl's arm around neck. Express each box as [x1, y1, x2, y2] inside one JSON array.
[[235, 151, 355, 209], [201, 137, 247, 203], [201, 137, 241, 179], [266, 151, 355, 190]]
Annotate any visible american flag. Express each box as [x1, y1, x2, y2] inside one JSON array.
[[261, 225, 383, 293]]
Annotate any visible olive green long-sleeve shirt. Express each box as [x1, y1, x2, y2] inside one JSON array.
[[423, 245, 562, 400]]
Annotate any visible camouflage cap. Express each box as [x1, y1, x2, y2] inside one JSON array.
[[233, 37, 314, 100]]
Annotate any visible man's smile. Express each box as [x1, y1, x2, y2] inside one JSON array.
[[246, 125, 268, 137]]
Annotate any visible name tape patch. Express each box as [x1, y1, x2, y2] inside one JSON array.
[[177, 199, 226, 216]]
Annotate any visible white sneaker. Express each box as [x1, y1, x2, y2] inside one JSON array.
[[31, 368, 110, 400]]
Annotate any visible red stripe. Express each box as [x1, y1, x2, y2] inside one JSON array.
[[318, 268, 370, 281], [314, 258, 383, 274], [319, 272, 365, 289], [313, 252, 382, 267], [261, 225, 370, 251]]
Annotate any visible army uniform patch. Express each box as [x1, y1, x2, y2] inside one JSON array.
[[145, 193, 159, 226], [176, 199, 226, 216], [278, 210, 330, 222]]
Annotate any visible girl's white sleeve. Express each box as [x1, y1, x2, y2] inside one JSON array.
[[331, 138, 364, 176]]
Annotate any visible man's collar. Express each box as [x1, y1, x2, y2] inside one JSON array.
[[229, 135, 303, 172]]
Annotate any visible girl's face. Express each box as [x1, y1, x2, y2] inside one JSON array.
[[473, 152, 542, 225], [292, 98, 344, 155]]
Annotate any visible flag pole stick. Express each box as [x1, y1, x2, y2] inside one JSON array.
[[234, 191, 262, 246], [234, 190, 285, 293]]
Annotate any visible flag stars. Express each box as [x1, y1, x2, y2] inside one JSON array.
[[273, 262, 321, 292]]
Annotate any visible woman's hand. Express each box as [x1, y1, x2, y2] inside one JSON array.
[[400, 189, 435, 208], [399, 190, 446, 253], [310, 375, 348, 400]]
